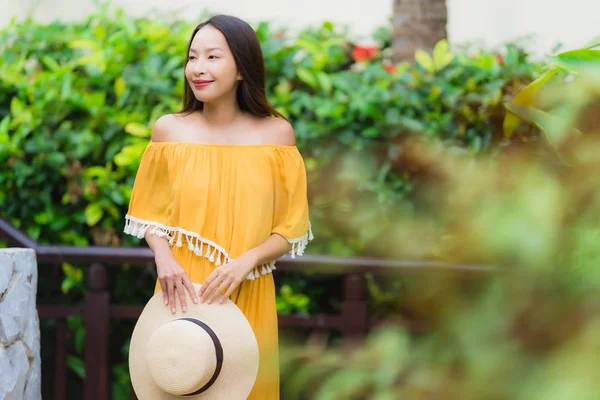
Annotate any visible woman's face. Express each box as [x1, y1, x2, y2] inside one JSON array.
[[185, 25, 241, 104]]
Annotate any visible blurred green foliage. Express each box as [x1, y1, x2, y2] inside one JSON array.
[[281, 39, 600, 399], [504, 39, 600, 159]]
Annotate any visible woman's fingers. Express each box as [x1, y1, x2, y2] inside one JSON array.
[[182, 275, 199, 305], [218, 278, 239, 304], [207, 277, 235, 304], [198, 271, 217, 299], [200, 273, 224, 304], [175, 276, 188, 313], [160, 278, 168, 306], [167, 275, 176, 313]]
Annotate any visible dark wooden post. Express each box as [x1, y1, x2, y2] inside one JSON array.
[[54, 319, 68, 400], [340, 273, 368, 342], [84, 263, 110, 400]]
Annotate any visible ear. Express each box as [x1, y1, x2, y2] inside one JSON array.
[[236, 71, 242, 81]]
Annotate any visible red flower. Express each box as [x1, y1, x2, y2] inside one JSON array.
[[383, 62, 396, 73], [495, 54, 504, 65], [352, 45, 378, 62], [275, 31, 286, 39]]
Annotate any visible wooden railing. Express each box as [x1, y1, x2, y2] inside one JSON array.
[[0, 216, 494, 400]]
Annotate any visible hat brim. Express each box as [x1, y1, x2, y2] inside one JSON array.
[[129, 283, 259, 400]]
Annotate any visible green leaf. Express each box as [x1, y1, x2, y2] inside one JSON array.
[[503, 67, 560, 138], [415, 50, 435, 73], [67, 355, 85, 379], [323, 21, 334, 32], [62, 262, 83, 280], [61, 278, 76, 294], [114, 152, 135, 167], [505, 104, 578, 149], [61, 193, 71, 205], [94, 24, 107, 41], [34, 212, 50, 225], [69, 39, 99, 51], [47, 152, 67, 169], [297, 68, 318, 88], [503, 112, 522, 139], [551, 49, 600, 78], [281, 285, 292, 298], [84, 202, 104, 226], [49, 215, 70, 231], [10, 96, 25, 117], [114, 77, 126, 99], [513, 68, 560, 107], [61, 74, 72, 101], [316, 71, 332, 94], [362, 127, 380, 137], [113, 144, 146, 167], [106, 204, 120, 219], [109, 191, 125, 205], [27, 225, 41, 240], [84, 166, 109, 178], [296, 38, 320, 57], [41, 56, 61, 71], [124, 122, 150, 137], [74, 325, 85, 354], [0, 116, 10, 144], [384, 108, 401, 125], [432, 39, 454, 71], [76, 53, 106, 73]]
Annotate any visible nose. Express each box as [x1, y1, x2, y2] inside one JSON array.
[[192, 59, 206, 76]]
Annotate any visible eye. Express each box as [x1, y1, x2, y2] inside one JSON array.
[[188, 56, 196, 60], [208, 55, 218, 60]]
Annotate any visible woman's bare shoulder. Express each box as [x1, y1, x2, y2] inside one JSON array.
[[259, 116, 296, 146], [151, 113, 197, 142]]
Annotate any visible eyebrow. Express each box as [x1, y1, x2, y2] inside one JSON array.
[[189, 47, 224, 53]]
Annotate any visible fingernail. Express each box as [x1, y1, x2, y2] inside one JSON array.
[[183, 306, 187, 312], [200, 298, 204, 303], [207, 300, 212, 304], [164, 299, 168, 305], [171, 307, 175, 313], [193, 298, 198, 304]]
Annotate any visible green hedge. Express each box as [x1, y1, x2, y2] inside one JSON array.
[[0, 6, 541, 255]]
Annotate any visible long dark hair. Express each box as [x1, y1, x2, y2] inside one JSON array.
[[179, 15, 284, 119]]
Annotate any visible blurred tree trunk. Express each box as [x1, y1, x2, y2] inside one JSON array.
[[392, 0, 448, 62]]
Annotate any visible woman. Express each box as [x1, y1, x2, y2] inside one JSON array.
[[124, 15, 313, 399]]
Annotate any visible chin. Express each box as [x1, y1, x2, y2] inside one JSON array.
[[194, 91, 234, 105], [191, 92, 216, 103]]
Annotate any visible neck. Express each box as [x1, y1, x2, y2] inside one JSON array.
[[201, 89, 242, 125]]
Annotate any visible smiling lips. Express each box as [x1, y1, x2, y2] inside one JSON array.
[[193, 79, 213, 88]]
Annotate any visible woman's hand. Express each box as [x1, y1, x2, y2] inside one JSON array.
[[155, 252, 199, 313], [198, 252, 258, 304]]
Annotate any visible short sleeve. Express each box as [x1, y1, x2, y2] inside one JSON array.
[[271, 147, 314, 258], [123, 144, 173, 241]]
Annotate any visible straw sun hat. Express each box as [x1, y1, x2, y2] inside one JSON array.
[[129, 283, 259, 399]]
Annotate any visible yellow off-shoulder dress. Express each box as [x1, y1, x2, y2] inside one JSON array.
[[123, 141, 313, 400]]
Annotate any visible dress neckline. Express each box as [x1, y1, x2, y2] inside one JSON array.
[[148, 141, 297, 149]]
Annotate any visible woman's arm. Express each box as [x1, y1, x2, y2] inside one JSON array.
[[145, 230, 199, 313], [243, 233, 292, 269], [198, 234, 292, 304]]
